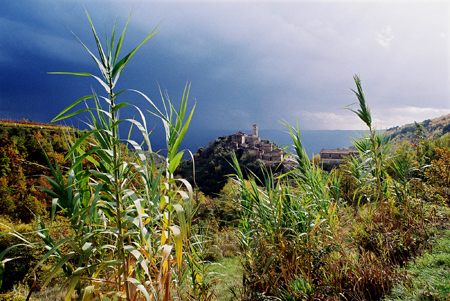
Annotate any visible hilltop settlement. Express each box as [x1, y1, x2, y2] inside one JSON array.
[[176, 124, 360, 195], [210, 124, 296, 164], [176, 124, 299, 195]]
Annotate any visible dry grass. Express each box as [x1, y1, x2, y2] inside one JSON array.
[[0, 283, 66, 301]]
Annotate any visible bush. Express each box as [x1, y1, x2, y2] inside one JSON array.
[[0, 217, 41, 292], [443, 123, 450, 134], [0, 215, 75, 294]]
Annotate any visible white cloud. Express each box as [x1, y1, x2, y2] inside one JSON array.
[[376, 26, 394, 49], [372, 106, 449, 129], [393, 106, 448, 115], [294, 110, 365, 130], [230, 109, 249, 118], [291, 105, 450, 131]]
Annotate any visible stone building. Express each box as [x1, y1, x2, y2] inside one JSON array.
[[319, 148, 359, 170], [208, 124, 294, 163], [231, 131, 246, 145]]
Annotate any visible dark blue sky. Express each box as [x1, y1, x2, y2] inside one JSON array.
[[1, 0, 449, 136]]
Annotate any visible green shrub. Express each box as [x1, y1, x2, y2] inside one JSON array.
[[0, 217, 42, 293]]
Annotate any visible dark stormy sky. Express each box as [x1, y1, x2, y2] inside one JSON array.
[[1, 0, 449, 135]]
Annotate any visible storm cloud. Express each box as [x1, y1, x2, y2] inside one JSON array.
[[1, 0, 448, 133]]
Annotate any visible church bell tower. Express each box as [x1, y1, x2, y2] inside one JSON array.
[[253, 124, 258, 137]]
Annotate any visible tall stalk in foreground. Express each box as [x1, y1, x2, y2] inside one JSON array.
[[230, 123, 339, 298], [50, 11, 161, 299], [345, 75, 392, 205], [1, 11, 198, 301]]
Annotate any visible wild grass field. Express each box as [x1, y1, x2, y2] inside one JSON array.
[[1, 11, 450, 301]]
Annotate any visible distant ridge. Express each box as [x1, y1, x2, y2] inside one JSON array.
[[0, 119, 72, 130], [385, 113, 450, 145]]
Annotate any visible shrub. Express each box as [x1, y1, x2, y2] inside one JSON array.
[[443, 123, 450, 134], [0, 216, 55, 293]]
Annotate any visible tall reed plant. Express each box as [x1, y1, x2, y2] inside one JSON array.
[[1, 11, 201, 301], [324, 75, 432, 299], [229, 123, 340, 299], [345, 75, 393, 205]]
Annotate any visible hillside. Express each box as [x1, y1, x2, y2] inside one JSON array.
[[0, 121, 82, 222], [0, 119, 72, 131], [385, 113, 450, 145], [176, 128, 296, 196]]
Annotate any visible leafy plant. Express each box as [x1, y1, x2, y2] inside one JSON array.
[[229, 124, 339, 299], [345, 75, 393, 205], [1, 10, 202, 301]]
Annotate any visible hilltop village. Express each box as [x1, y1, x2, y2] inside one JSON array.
[[207, 124, 296, 164], [176, 124, 363, 195], [204, 124, 358, 167], [176, 125, 297, 195]]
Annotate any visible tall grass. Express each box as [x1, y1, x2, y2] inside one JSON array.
[[345, 75, 393, 206], [0, 11, 204, 301], [326, 75, 434, 299], [228, 75, 442, 300], [229, 124, 339, 299]]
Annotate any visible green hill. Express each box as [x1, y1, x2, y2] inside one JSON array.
[[385, 113, 450, 145], [0, 121, 81, 222], [176, 131, 295, 196]]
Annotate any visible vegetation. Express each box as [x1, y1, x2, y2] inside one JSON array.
[[0, 11, 206, 301], [176, 137, 290, 196], [176, 143, 236, 196], [0, 11, 450, 301], [0, 124, 84, 222], [385, 229, 450, 300], [0, 119, 72, 131], [386, 114, 450, 145], [225, 75, 450, 300]]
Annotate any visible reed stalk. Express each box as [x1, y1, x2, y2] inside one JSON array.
[[0, 10, 199, 300]]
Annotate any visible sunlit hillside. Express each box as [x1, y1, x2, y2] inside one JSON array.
[[386, 113, 450, 145]]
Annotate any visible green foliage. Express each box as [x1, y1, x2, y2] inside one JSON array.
[[385, 227, 450, 301], [229, 133, 338, 299], [177, 150, 235, 196], [424, 147, 450, 202], [386, 112, 450, 145], [324, 75, 441, 300], [0, 216, 71, 293], [346, 74, 372, 128], [0, 126, 79, 222], [227, 75, 449, 300], [176, 135, 288, 197], [0, 11, 210, 301], [419, 132, 450, 165], [205, 256, 242, 301], [333, 160, 363, 205], [443, 123, 450, 134], [0, 217, 37, 293], [1, 36, 449, 301], [193, 185, 238, 230]]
